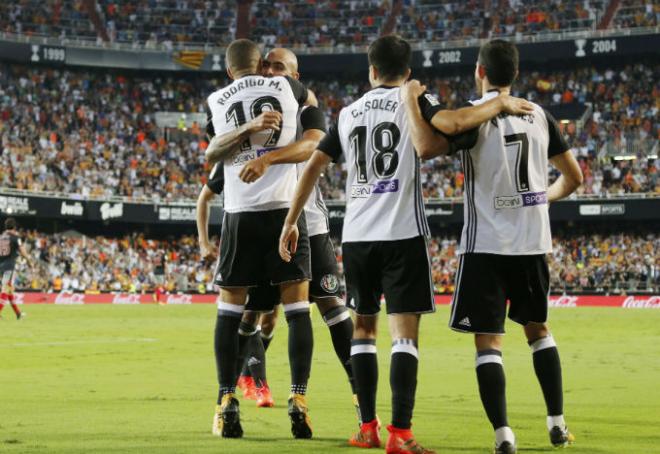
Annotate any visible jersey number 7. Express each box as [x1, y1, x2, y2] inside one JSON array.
[[504, 133, 530, 193]]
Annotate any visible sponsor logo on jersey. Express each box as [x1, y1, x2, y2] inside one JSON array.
[[232, 151, 257, 165], [320, 274, 339, 293], [494, 191, 547, 210], [351, 179, 399, 198], [256, 147, 281, 158]]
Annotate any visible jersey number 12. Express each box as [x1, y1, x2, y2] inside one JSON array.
[[226, 96, 283, 150]]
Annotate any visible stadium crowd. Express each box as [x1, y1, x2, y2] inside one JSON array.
[[10, 230, 659, 295], [1, 61, 658, 201], [1, 0, 622, 47]]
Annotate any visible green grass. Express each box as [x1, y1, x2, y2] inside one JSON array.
[[1, 305, 660, 453]]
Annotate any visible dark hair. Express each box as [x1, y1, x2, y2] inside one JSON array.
[[4, 217, 16, 230], [368, 35, 411, 82], [225, 39, 261, 74], [478, 39, 519, 87]]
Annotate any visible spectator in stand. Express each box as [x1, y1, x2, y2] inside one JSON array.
[[11, 230, 659, 295]]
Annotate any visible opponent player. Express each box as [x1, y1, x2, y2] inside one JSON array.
[[279, 35, 533, 453], [206, 39, 317, 440], [0, 218, 33, 320], [403, 39, 582, 453]]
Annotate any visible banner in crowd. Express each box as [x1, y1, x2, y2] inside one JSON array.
[[0, 32, 658, 73], [12, 293, 660, 308]]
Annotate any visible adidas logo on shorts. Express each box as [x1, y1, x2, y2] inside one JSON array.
[[458, 317, 471, 327]]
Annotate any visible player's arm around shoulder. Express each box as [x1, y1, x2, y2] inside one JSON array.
[[239, 106, 326, 183], [430, 92, 534, 136], [400, 80, 451, 160]]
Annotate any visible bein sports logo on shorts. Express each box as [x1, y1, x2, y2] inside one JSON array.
[[494, 191, 547, 210], [350, 179, 399, 198]]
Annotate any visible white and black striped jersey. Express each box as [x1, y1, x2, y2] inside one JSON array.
[[205, 106, 329, 236], [207, 75, 308, 213], [295, 106, 329, 237], [318, 86, 440, 243], [456, 90, 570, 255]]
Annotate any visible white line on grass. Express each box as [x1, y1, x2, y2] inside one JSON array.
[[11, 338, 158, 347]]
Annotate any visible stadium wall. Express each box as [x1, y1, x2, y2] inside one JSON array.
[[1, 191, 657, 226], [1, 31, 657, 73], [12, 292, 660, 308]]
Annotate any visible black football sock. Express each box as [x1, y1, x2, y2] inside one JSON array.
[[351, 338, 378, 423], [261, 330, 274, 352], [237, 321, 258, 379], [215, 302, 245, 403], [284, 301, 313, 395], [530, 335, 564, 425], [322, 305, 356, 393], [476, 349, 509, 430], [390, 339, 418, 429], [248, 326, 268, 387]]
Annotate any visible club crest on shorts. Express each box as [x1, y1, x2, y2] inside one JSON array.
[[320, 274, 339, 293]]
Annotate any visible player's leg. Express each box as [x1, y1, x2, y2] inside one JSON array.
[[524, 322, 574, 447], [2, 271, 21, 319], [474, 334, 514, 454], [236, 310, 260, 400], [309, 233, 356, 400], [509, 254, 574, 448], [259, 306, 279, 351], [381, 236, 436, 454], [450, 253, 514, 453], [280, 280, 314, 438], [213, 287, 248, 438], [343, 241, 383, 449]]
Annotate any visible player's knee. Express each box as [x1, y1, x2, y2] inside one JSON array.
[[524, 322, 549, 343], [242, 311, 259, 325], [279, 280, 309, 303], [354, 314, 377, 339], [475, 333, 502, 351], [314, 296, 342, 315]]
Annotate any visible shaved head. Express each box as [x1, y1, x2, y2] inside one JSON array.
[[263, 48, 299, 79], [225, 39, 261, 77]]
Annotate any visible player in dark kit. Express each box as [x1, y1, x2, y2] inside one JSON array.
[[403, 40, 582, 453], [0, 218, 33, 320], [204, 39, 318, 440], [280, 35, 533, 454]]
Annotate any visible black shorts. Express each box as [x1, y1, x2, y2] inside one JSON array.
[[449, 253, 550, 334], [342, 236, 435, 315], [245, 283, 280, 312], [215, 209, 311, 288], [309, 233, 341, 299]]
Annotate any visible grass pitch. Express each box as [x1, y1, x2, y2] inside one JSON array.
[[1, 305, 659, 453]]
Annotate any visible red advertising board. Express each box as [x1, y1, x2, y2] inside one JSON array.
[[11, 293, 660, 308]]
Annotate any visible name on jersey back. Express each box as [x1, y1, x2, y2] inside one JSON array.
[[216, 78, 283, 106], [351, 98, 398, 117]]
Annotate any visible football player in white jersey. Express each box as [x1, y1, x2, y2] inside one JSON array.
[[200, 48, 359, 423], [204, 39, 318, 440], [279, 35, 533, 454], [402, 40, 583, 454]]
